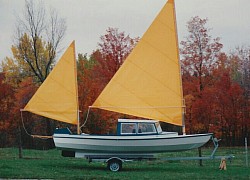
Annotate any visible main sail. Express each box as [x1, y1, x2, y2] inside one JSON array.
[[23, 41, 79, 125], [92, 0, 184, 126]]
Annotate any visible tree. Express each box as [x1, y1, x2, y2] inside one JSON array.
[[1, 0, 66, 150], [0, 73, 15, 147], [182, 48, 247, 145], [13, 0, 66, 83], [77, 28, 138, 134], [180, 16, 224, 134], [1, 57, 22, 87], [93, 27, 139, 86], [212, 69, 244, 145], [180, 16, 223, 92], [14, 77, 51, 150], [228, 47, 250, 142]]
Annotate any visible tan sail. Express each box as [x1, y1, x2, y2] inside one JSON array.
[[92, 0, 184, 126], [24, 41, 79, 125]]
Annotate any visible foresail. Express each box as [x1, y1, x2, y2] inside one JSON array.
[[24, 41, 78, 125], [92, 0, 184, 126]]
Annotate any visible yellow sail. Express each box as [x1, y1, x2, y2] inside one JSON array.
[[24, 41, 78, 125], [92, 0, 184, 126]]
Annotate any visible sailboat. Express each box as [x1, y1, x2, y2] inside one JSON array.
[[23, 0, 212, 159]]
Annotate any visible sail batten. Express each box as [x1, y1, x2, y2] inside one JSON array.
[[92, 0, 184, 126], [23, 41, 78, 125]]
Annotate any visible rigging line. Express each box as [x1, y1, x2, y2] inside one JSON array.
[[90, 106, 186, 109], [20, 110, 53, 139], [79, 106, 91, 131]]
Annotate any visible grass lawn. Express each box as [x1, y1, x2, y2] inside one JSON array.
[[0, 147, 249, 179]]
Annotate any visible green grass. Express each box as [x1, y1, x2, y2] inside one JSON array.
[[0, 147, 249, 179]]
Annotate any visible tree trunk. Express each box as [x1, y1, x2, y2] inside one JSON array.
[[18, 123, 23, 159]]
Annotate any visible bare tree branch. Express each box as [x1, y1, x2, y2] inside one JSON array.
[[13, 0, 66, 83]]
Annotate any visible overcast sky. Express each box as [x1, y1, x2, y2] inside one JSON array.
[[0, 0, 250, 63]]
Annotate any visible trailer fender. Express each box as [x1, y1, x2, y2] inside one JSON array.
[[105, 157, 124, 163]]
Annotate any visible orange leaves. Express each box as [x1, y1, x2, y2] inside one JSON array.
[[182, 56, 246, 144], [180, 16, 223, 93], [15, 77, 38, 110], [77, 28, 138, 134], [0, 73, 15, 146], [93, 28, 138, 85], [181, 17, 249, 145]]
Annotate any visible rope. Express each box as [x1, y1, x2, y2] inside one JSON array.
[[90, 105, 186, 109], [20, 110, 53, 139], [79, 106, 91, 130], [31, 135, 53, 139]]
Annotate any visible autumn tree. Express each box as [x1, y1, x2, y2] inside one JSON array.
[[13, 77, 53, 149], [0, 73, 15, 147], [181, 16, 223, 134], [228, 47, 250, 142], [182, 45, 247, 145], [180, 16, 223, 92], [75, 53, 116, 134], [1, 0, 67, 150], [77, 28, 138, 134], [215, 72, 244, 145], [93, 27, 138, 86], [1, 57, 22, 87], [12, 0, 66, 83]]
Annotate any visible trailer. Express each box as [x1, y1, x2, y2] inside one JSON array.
[[87, 155, 155, 172], [63, 137, 234, 172]]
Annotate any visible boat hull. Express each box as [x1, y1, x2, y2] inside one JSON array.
[[53, 133, 212, 157]]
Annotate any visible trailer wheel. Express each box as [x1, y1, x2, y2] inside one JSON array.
[[107, 159, 122, 172]]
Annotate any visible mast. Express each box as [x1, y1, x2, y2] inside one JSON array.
[[172, 0, 186, 135], [92, 0, 184, 126], [77, 110, 80, 134], [72, 40, 80, 135]]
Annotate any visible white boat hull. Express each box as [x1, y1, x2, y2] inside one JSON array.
[[53, 133, 212, 157]]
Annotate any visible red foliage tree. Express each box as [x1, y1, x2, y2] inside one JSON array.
[[183, 51, 246, 145], [181, 16, 223, 134], [13, 77, 48, 149], [0, 73, 15, 147], [213, 70, 244, 145], [229, 47, 250, 141], [93, 27, 138, 86], [77, 28, 138, 134], [180, 16, 223, 93], [181, 17, 249, 145], [77, 53, 119, 134]]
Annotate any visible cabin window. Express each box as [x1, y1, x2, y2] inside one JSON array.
[[155, 122, 162, 133], [138, 123, 156, 134], [121, 123, 137, 134]]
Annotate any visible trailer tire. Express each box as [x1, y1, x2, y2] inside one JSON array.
[[107, 159, 122, 172]]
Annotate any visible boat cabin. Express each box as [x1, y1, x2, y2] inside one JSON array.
[[117, 119, 162, 135]]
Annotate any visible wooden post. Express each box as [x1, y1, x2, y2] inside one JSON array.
[[18, 123, 23, 159], [245, 137, 248, 167], [198, 147, 203, 166]]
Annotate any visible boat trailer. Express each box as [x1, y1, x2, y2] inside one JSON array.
[[159, 137, 234, 161], [83, 137, 234, 172]]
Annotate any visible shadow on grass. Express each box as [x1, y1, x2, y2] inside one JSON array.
[[46, 159, 191, 173], [45, 160, 106, 171]]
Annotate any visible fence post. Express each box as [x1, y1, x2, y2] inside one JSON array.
[[245, 137, 248, 167], [198, 147, 203, 166]]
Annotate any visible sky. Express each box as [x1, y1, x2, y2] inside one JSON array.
[[0, 0, 250, 63]]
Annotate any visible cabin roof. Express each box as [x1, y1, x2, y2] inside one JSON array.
[[118, 119, 158, 123]]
